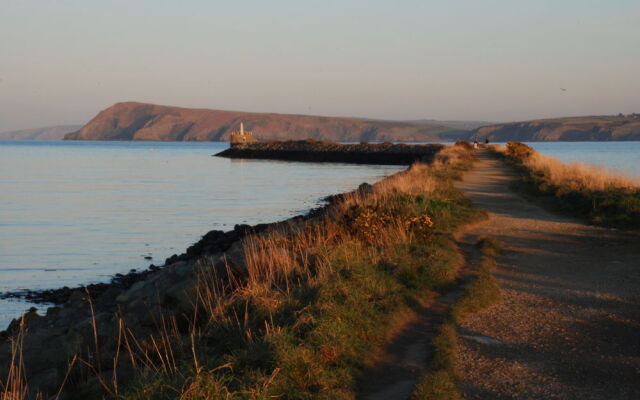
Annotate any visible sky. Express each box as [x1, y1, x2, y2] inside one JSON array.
[[0, 0, 639, 131]]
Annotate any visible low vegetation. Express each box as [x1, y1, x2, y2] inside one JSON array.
[[411, 236, 502, 400], [453, 141, 473, 151], [495, 142, 640, 229], [115, 144, 482, 400], [1, 143, 485, 399], [410, 322, 459, 400], [450, 239, 501, 323]]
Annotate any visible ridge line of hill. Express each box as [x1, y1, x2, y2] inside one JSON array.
[[4, 104, 638, 142], [472, 113, 640, 141], [63, 101, 467, 143]]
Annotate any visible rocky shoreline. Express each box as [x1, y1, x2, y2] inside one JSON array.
[[0, 180, 365, 396], [0, 139, 429, 396], [0, 140, 414, 311], [0, 223, 272, 307], [216, 139, 443, 164], [0, 203, 334, 321]]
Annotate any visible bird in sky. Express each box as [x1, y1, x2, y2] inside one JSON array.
[[560, 88, 567, 91]]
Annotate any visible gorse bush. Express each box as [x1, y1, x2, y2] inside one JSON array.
[[342, 204, 394, 243], [342, 204, 434, 244], [405, 214, 435, 239]]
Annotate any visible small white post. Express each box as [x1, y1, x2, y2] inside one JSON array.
[[240, 122, 244, 135]]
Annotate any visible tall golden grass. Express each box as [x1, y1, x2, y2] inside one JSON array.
[[494, 142, 640, 228], [1, 321, 27, 400], [194, 159, 441, 328], [497, 144, 639, 192], [524, 152, 638, 192]]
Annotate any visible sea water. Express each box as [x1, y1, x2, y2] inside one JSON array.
[[0, 141, 403, 328]]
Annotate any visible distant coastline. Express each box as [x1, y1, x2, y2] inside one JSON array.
[[472, 114, 640, 141], [0, 125, 82, 141], [63, 102, 466, 142], [3, 104, 639, 143]]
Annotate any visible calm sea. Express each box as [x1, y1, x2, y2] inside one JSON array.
[[0, 141, 403, 328], [1, 140, 638, 328]]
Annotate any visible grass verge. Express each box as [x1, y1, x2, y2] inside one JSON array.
[[410, 236, 502, 400], [491, 142, 640, 229]]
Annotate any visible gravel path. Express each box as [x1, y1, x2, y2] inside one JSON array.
[[454, 150, 640, 400]]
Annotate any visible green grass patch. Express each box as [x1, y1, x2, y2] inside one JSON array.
[[411, 323, 460, 400], [410, 237, 502, 400], [450, 274, 500, 323], [477, 236, 503, 258]]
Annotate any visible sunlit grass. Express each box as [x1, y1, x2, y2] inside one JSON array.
[[494, 142, 640, 228], [2, 143, 484, 399]]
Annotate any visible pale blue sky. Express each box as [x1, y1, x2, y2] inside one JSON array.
[[1, 0, 638, 131]]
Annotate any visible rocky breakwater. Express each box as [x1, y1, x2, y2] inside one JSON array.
[[216, 139, 444, 165]]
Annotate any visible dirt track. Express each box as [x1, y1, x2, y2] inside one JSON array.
[[455, 150, 640, 399]]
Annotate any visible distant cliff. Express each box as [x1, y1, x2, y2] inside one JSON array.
[[0, 125, 82, 140], [472, 115, 640, 142], [64, 102, 466, 142]]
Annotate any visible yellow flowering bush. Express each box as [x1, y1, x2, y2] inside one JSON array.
[[343, 204, 434, 243], [405, 214, 434, 238], [343, 205, 393, 243]]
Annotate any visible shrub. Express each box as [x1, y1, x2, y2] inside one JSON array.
[[454, 141, 472, 150], [506, 142, 534, 159], [342, 204, 394, 243]]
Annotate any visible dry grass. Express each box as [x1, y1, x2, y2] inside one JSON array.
[[177, 147, 479, 398], [372, 163, 437, 197], [4, 144, 483, 399], [432, 144, 475, 170], [1, 321, 27, 400], [498, 142, 639, 191], [493, 143, 640, 228], [524, 152, 638, 192]]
